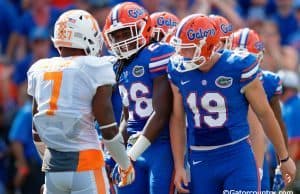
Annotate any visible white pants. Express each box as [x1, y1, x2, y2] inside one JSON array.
[[43, 168, 110, 194]]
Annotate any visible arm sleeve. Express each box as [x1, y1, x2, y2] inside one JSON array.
[[148, 44, 175, 79], [273, 75, 283, 96], [84, 56, 116, 91], [167, 60, 180, 87], [239, 54, 260, 91], [27, 64, 36, 97]]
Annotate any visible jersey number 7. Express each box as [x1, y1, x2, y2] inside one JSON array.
[[43, 71, 63, 116]]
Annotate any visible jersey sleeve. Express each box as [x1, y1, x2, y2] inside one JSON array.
[[27, 62, 37, 97], [83, 56, 116, 90], [273, 74, 283, 96], [167, 57, 181, 88], [238, 53, 260, 92], [148, 43, 175, 79]]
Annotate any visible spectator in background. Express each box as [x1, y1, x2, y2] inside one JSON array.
[[14, 0, 61, 61], [288, 1, 300, 63], [166, 0, 244, 29], [278, 69, 300, 191], [259, 20, 298, 72], [0, 0, 19, 61], [88, 0, 111, 28], [9, 98, 43, 194], [63, 0, 91, 11], [0, 137, 9, 194], [271, 0, 298, 45], [12, 27, 54, 107], [0, 56, 18, 137], [89, 0, 112, 56], [51, 0, 74, 9]]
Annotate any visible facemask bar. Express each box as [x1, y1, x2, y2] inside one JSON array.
[[152, 28, 165, 42], [105, 21, 146, 59], [170, 36, 207, 72]]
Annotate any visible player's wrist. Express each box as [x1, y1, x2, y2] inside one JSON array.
[[127, 135, 151, 161]]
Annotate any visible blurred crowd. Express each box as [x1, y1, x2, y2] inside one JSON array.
[[0, 0, 300, 193]]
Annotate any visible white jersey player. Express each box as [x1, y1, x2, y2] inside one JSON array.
[[27, 10, 135, 194]]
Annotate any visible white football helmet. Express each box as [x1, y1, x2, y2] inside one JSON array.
[[52, 9, 103, 56]]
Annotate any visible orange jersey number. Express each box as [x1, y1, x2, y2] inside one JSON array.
[[43, 71, 63, 115]]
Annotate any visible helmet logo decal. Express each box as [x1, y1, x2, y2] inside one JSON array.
[[220, 24, 232, 34], [187, 28, 216, 41], [157, 17, 177, 27], [128, 8, 144, 18], [255, 41, 264, 51]]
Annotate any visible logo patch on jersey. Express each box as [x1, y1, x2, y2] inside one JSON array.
[[215, 76, 233, 88], [132, 65, 144, 77]]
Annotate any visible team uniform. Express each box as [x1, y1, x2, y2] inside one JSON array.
[[168, 49, 260, 193], [115, 42, 174, 194], [258, 70, 282, 190], [27, 56, 115, 194]]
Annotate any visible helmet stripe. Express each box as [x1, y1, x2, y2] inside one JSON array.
[[111, 3, 121, 25], [176, 14, 200, 38], [239, 28, 250, 49]]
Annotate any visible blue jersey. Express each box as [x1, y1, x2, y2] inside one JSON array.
[[260, 70, 282, 102], [115, 42, 174, 139], [168, 49, 259, 146]]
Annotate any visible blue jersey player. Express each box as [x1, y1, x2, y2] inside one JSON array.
[[230, 28, 288, 191], [167, 14, 295, 194], [103, 2, 175, 194]]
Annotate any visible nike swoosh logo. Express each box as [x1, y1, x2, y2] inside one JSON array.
[[192, 160, 203, 165], [181, 80, 190, 85]]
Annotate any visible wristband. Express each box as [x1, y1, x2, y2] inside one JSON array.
[[280, 156, 290, 163]]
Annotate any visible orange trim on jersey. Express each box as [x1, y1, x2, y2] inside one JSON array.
[[93, 169, 107, 194], [150, 52, 173, 62], [54, 40, 72, 47], [77, 149, 105, 171]]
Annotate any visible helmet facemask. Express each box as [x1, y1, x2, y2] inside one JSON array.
[[170, 36, 207, 72], [105, 20, 147, 59]]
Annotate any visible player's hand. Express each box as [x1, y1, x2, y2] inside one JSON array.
[[273, 165, 285, 191], [174, 167, 189, 193], [111, 163, 135, 187], [279, 157, 296, 186]]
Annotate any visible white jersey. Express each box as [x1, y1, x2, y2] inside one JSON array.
[[27, 55, 116, 152]]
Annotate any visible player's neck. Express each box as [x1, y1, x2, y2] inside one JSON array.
[[60, 47, 86, 57], [198, 53, 221, 72]]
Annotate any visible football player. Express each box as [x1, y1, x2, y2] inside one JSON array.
[[209, 14, 233, 51], [167, 14, 296, 194], [150, 11, 179, 42], [230, 28, 289, 191], [103, 2, 175, 194], [27, 9, 134, 194]]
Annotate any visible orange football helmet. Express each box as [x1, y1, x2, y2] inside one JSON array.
[[230, 28, 264, 62], [170, 14, 219, 72], [209, 14, 233, 49], [150, 11, 179, 42], [103, 2, 152, 59]]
